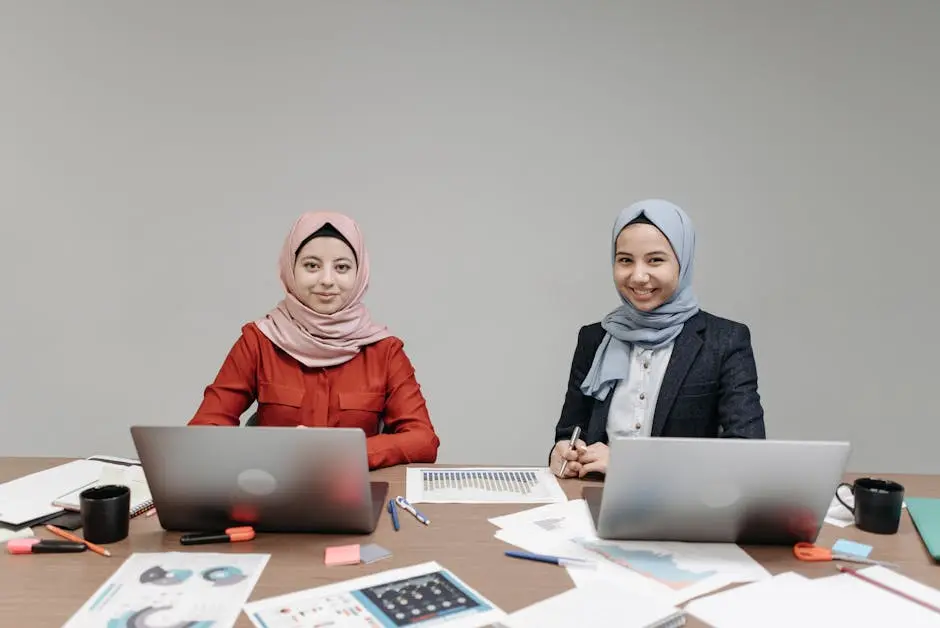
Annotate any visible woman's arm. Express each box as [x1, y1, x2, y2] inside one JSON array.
[[554, 325, 597, 443], [366, 339, 440, 469], [188, 327, 259, 426], [717, 324, 766, 438], [548, 325, 600, 472]]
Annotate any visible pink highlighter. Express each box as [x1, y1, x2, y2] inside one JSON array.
[[7, 538, 87, 555]]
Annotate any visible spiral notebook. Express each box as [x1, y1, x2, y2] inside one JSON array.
[[52, 457, 154, 518], [500, 585, 685, 628]]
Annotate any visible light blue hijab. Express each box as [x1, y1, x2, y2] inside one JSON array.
[[579, 199, 700, 401]]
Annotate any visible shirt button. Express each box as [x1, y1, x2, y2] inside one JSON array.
[[634, 422, 642, 430], [639, 393, 646, 400], [643, 362, 650, 369]]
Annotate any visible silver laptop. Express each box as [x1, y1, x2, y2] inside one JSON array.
[[130, 426, 388, 534], [583, 437, 851, 545]]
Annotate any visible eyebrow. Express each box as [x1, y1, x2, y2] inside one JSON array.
[[298, 255, 354, 263], [615, 250, 672, 257]]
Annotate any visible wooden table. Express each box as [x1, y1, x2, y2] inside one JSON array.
[[1, 458, 938, 627]]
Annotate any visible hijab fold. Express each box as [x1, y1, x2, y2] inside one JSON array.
[[255, 212, 390, 367], [579, 199, 700, 401]]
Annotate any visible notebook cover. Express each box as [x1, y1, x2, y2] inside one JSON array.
[[906, 497, 940, 560]]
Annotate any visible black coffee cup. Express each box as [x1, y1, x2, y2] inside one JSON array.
[[835, 478, 904, 535], [80, 484, 130, 544]]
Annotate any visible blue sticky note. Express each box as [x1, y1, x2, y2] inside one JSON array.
[[832, 539, 872, 558]]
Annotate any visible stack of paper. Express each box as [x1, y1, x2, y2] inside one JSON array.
[[685, 566, 940, 627], [488, 499, 770, 606]]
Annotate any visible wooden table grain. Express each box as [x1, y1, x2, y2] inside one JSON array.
[[1, 458, 938, 627]]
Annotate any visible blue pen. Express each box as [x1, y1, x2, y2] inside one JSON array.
[[395, 496, 430, 526], [505, 550, 596, 569], [387, 499, 400, 531]]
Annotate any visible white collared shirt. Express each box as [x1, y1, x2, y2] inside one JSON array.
[[606, 343, 674, 441]]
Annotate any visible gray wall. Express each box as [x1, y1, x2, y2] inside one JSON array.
[[2, 1, 938, 472]]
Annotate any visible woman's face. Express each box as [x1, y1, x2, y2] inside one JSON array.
[[613, 223, 680, 312], [293, 236, 358, 314]]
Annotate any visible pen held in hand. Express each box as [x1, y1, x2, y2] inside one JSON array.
[[559, 426, 581, 477]]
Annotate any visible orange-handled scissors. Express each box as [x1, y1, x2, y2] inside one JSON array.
[[793, 542, 897, 568]]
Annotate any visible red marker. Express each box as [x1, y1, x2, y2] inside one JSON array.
[[180, 526, 255, 546], [7, 538, 87, 554]]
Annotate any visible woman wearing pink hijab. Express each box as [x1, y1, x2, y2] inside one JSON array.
[[188, 211, 440, 469]]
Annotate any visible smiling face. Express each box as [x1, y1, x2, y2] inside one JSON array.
[[613, 223, 680, 312], [292, 236, 358, 314]]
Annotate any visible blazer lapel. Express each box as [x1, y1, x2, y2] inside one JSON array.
[[650, 315, 705, 436]]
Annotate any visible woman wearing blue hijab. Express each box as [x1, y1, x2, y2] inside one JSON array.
[[551, 199, 766, 478]]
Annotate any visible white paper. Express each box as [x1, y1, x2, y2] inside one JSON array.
[[492, 499, 770, 606], [406, 467, 567, 504], [489, 499, 597, 537], [686, 567, 940, 628], [825, 485, 908, 528], [498, 584, 683, 628], [243, 561, 507, 628], [685, 572, 818, 628], [63, 552, 269, 628]]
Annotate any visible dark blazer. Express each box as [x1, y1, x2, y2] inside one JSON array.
[[554, 311, 765, 448]]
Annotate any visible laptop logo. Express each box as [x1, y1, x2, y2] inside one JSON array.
[[237, 469, 277, 496]]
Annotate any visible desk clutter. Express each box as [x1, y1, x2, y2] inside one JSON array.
[[3, 459, 940, 627], [0, 455, 153, 528]]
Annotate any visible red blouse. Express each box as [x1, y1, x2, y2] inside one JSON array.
[[188, 323, 440, 469]]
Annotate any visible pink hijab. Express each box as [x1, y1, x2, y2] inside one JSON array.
[[255, 211, 391, 367]]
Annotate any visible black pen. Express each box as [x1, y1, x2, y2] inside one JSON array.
[[180, 526, 255, 545]]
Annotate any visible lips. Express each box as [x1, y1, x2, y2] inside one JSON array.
[[630, 287, 657, 298]]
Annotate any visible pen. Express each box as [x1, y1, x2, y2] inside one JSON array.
[[180, 526, 255, 546], [7, 539, 88, 555], [45, 524, 111, 558], [395, 496, 430, 526], [387, 499, 400, 531], [505, 550, 596, 569], [559, 426, 581, 476]]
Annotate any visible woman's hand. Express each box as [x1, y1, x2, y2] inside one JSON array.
[[550, 439, 585, 478], [577, 443, 610, 476]]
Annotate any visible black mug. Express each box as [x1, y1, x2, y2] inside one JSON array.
[[80, 484, 130, 544], [835, 478, 904, 535]]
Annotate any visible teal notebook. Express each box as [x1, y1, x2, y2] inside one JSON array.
[[906, 497, 940, 561]]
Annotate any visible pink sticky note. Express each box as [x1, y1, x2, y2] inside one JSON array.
[[324, 544, 361, 566]]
